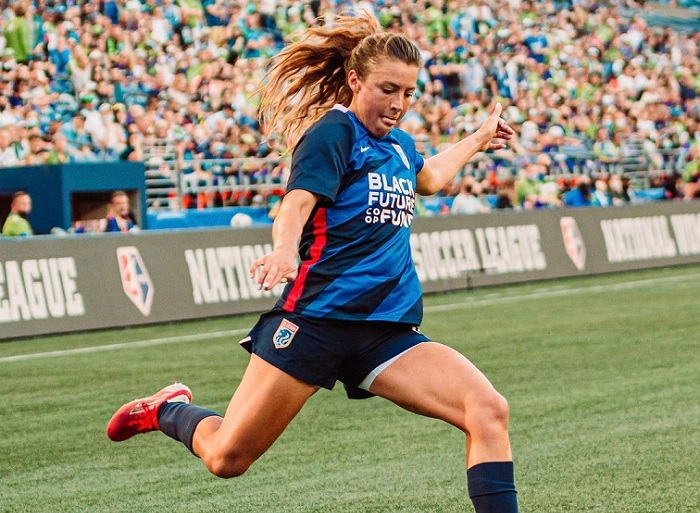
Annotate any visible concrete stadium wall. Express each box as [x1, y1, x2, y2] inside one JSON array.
[[2, 201, 700, 340]]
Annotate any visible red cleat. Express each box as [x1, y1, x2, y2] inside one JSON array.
[[107, 383, 192, 442]]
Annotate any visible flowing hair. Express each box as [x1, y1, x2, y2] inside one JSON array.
[[257, 12, 423, 150]]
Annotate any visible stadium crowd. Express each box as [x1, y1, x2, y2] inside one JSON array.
[[0, 0, 699, 213]]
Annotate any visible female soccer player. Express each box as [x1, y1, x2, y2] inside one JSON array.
[[108, 13, 518, 513]]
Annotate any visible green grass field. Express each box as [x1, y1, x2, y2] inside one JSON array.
[[1, 265, 699, 513]]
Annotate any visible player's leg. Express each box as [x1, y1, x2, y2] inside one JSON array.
[[368, 341, 518, 513], [108, 354, 318, 478], [189, 354, 318, 478], [368, 341, 511, 464]]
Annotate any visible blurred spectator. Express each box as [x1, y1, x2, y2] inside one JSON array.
[[591, 179, 614, 207], [100, 190, 138, 233], [662, 172, 685, 200], [0, 126, 21, 167], [562, 175, 593, 207], [4, 4, 30, 64], [68, 46, 92, 94], [79, 96, 108, 155], [592, 128, 621, 173], [682, 144, 700, 182], [24, 133, 48, 165], [45, 132, 73, 164], [608, 174, 632, 206], [2, 190, 33, 237], [61, 110, 97, 161], [121, 132, 145, 162], [202, 0, 229, 45], [538, 180, 562, 208], [451, 176, 491, 215], [100, 103, 128, 157], [495, 177, 516, 209], [515, 161, 544, 209], [681, 144, 700, 199], [179, 0, 205, 30]]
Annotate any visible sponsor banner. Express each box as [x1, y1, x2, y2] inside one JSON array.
[[411, 202, 700, 292], [0, 257, 85, 323], [1, 202, 699, 340], [1, 228, 280, 340]]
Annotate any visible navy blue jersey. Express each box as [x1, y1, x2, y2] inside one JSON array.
[[277, 105, 425, 324]]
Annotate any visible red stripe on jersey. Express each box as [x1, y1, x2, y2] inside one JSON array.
[[283, 208, 328, 312]]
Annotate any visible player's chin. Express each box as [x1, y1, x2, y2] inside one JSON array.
[[368, 126, 391, 138]]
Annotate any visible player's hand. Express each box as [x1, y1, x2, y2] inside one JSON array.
[[250, 246, 298, 291], [475, 103, 514, 152]]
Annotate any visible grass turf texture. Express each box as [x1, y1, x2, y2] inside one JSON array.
[[1, 265, 699, 512]]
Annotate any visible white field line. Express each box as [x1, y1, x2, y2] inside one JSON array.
[[1, 273, 697, 364], [424, 273, 698, 313], [0, 329, 250, 363]]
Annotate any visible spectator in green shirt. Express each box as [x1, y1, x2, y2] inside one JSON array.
[[2, 191, 33, 237], [515, 162, 543, 209], [4, 4, 32, 64]]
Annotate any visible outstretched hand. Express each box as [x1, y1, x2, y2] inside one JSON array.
[[247, 190, 317, 291], [475, 103, 515, 152], [250, 247, 298, 291]]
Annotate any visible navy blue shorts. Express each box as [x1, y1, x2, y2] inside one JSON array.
[[239, 308, 430, 399]]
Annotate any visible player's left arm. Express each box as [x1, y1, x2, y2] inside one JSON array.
[[416, 103, 514, 196]]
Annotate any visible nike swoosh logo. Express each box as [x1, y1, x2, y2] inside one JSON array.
[[360, 146, 370, 153]]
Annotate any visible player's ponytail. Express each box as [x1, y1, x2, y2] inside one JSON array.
[[257, 12, 421, 150]]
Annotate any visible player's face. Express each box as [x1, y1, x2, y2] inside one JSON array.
[[348, 57, 418, 138]]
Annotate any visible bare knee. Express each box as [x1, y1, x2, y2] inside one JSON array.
[[201, 448, 254, 479], [488, 391, 510, 429], [464, 389, 510, 436]]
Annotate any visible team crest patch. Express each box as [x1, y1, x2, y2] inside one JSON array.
[[273, 319, 299, 349]]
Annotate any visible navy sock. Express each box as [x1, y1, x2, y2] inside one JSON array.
[[157, 402, 220, 456], [467, 461, 518, 513]]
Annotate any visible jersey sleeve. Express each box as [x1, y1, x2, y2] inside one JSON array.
[[412, 147, 425, 174], [286, 112, 355, 206]]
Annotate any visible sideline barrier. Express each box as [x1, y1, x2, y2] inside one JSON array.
[[2, 201, 700, 340], [146, 205, 272, 230]]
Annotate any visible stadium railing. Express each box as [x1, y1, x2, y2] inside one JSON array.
[[139, 138, 688, 212], [142, 140, 287, 211]]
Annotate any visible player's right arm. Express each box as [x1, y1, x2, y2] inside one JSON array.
[[250, 189, 319, 291], [251, 110, 351, 291], [417, 103, 513, 196]]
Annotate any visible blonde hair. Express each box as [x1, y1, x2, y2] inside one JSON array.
[[257, 13, 423, 150]]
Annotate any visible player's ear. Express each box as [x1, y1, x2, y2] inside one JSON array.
[[347, 69, 360, 94]]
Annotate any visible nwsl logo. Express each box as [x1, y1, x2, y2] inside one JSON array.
[[116, 247, 154, 316], [560, 217, 586, 271]]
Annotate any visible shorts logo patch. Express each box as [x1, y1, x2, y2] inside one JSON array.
[[273, 319, 299, 349]]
